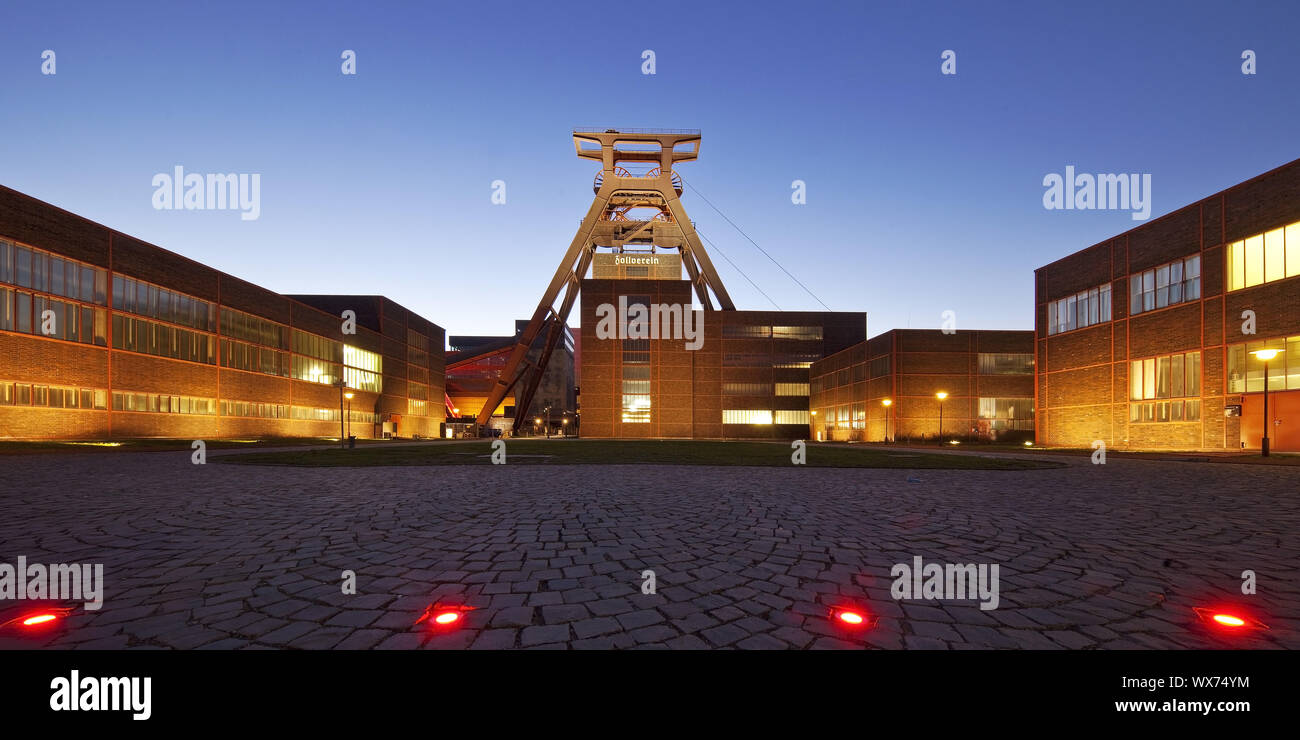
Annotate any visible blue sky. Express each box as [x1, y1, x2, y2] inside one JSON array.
[[2, 0, 1297, 343]]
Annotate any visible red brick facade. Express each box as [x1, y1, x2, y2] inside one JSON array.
[[811, 329, 1035, 442], [1035, 157, 1300, 451], [579, 278, 865, 439], [0, 185, 445, 440]]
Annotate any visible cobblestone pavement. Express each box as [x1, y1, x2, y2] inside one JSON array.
[[0, 448, 1296, 650]]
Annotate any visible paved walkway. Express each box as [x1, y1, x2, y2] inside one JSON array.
[[0, 449, 1295, 649]]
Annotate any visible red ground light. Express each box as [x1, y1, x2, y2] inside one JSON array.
[[415, 603, 474, 628], [1192, 607, 1266, 632], [829, 607, 872, 628], [21, 614, 59, 627]]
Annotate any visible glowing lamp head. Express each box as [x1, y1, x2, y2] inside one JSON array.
[[344, 392, 354, 400], [22, 614, 59, 627], [935, 392, 948, 401], [1212, 614, 1246, 627], [881, 399, 892, 407], [1251, 349, 1281, 361], [433, 611, 461, 625], [838, 611, 864, 625]]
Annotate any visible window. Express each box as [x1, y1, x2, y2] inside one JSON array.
[[1048, 283, 1111, 335], [774, 410, 809, 425], [977, 353, 1033, 375], [978, 397, 1035, 430], [1130, 350, 1200, 422], [869, 355, 890, 378], [1227, 220, 1300, 291], [722, 409, 773, 425], [723, 382, 769, 395], [621, 394, 650, 423], [112, 315, 215, 363], [221, 308, 288, 348], [772, 326, 823, 340], [343, 345, 383, 392], [112, 391, 216, 415], [1130, 255, 1200, 315], [114, 275, 212, 329], [1227, 336, 1300, 392], [775, 382, 809, 396], [723, 324, 771, 338]]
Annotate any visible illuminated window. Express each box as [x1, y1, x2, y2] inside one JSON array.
[[1227, 336, 1300, 392], [112, 391, 215, 415], [722, 409, 773, 424], [774, 382, 809, 396], [978, 397, 1034, 431], [722, 382, 768, 395], [772, 326, 823, 340], [774, 410, 809, 425], [343, 345, 383, 392], [1130, 350, 1200, 422], [621, 394, 650, 423], [1225, 220, 1300, 291]]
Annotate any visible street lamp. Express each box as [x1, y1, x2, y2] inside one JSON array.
[[344, 392, 354, 444], [334, 379, 347, 449], [544, 406, 552, 438], [935, 392, 948, 441], [1251, 348, 1281, 457], [881, 398, 892, 443], [562, 417, 569, 437]]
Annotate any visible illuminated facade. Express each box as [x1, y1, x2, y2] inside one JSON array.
[[810, 330, 1035, 443], [579, 278, 864, 439], [1035, 157, 1300, 451], [0, 184, 445, 440]]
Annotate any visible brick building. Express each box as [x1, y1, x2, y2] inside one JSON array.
[[578, 278, 865, 439], [0, 185, 445, 440], [810, 329, 1035, 443], [1034, 157, 1300, 452]]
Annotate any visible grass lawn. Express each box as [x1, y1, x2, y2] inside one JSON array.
[[0, 437, 384, 456], [217, 439, 1061, 470]]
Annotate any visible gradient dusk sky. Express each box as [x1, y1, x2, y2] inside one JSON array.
[[2, 0, 1297, 343]]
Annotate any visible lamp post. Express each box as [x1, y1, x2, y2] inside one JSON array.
[[935, 391, 948, 442], [335, 379, 346, 449], [344, 392, 354, 444], [1251, 348, 1281, 457], [881, 398, 892, 443], [562, 417, 569, 438], [544, 406, 552, 438]]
